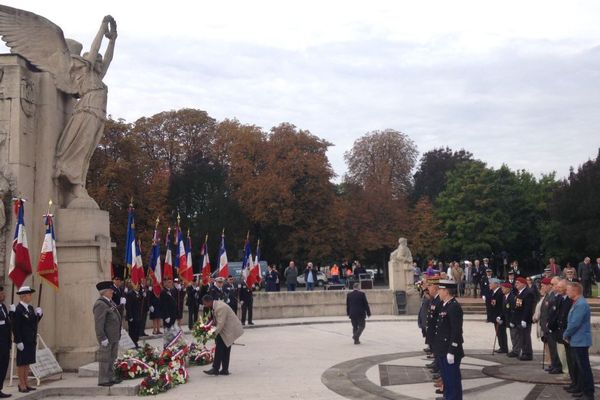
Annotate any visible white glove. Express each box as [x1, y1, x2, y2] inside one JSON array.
[[16, 343, 24, 351], [509, 322, 515, 328], [195, 287, 200, 291], [124, 288, 129, 294], [447, 353, 455, 365], [521, 320, 526, 328], [165, 318, 171, 324], [142, 292, 147, 297], [482, 296, 486, 301], [9, 304, 15, 313], [496, 316, 502, 325], [101, 339, 109, 347], [120, 297, 126, 305], [240, 301, 244, 305], [35, 307, 43, 316], [149, 306, 154, 313]]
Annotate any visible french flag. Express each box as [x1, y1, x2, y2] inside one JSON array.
[[163, 227, 174, 280], [149, 227, 162, 297], [9, 199, 32, 288], [201, 235, 211, 285], [241, 235, 252, 284], [37, 213, 59, 289], [217, 231, 228, 278]]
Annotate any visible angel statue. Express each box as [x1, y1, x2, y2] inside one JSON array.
[[0, 6, 117, 208]]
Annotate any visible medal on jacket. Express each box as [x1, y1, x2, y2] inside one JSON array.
[[491, 299, 496, 306], [516, 298, 522, 307]]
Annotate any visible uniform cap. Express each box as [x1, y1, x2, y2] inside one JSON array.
[[438, 280, 457, 289], [501, 282, 513, 289], [96, 281, 115, 291], [16, 286, 35, 295], [541, 277, 552, 285], [516, 277, 527, 284]]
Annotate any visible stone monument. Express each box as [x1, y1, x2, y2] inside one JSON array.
[[388, 237, 420, 313], [0, 5, 117, 369]]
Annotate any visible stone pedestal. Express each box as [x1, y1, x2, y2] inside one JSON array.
[[388, 238, 420, 314], [54, 208, 112, 370]]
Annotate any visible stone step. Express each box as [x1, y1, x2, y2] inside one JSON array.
[[78, 362, 98, 377]]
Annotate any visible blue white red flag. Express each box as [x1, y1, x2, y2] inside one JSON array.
[[125, 205, 144, 285], [9, 199, 32, 288], [163, 228, 174, 280], [149, 227, 162, 297], [218, 231, 229, 278], [241, 235, 252, 284], [201, 235, 211, 285], [247, 240, 261, 289], [37, 213, 59, 289]]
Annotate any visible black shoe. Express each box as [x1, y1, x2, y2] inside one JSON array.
[[26, 387, 36, 391], [204, 368, 219, 376], [242, 322, 246, 326], [567, 388, 581, 394], [549, 369, 563, 374], [17, 387, 29, 393], [111, 378, 123, 384], [519, 355, 533, 361], [571, 392, 583, 398], [506, 352, 518, 358], [495, 349, 508, 354], [248, 322, 254, 325], [98, 382, 113, 387], [435, 389, 443, 394], [354, 339, 360, 344], [219, 370, 230, 375], [0, 392, 12, 398]]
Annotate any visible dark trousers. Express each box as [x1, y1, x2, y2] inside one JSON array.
[[128, 320, 140, 347], [496, 322, 508, 351], [437, 354, 462, 400], [582, 279, 592, 298], [565, 343, 580, 390], [287, 283, 296, 292], [0, 348, 9, 390], [509, 327, 521, 355], [472, 282, 479, 298], [546, 335, 562, 371], [351, 317, 366, 340], [188, 306, 199, 330], [573, 346, 595, 396], [518, 325, 532, 357], [212, 334, 231, 373], [241, 298, 253, 324]]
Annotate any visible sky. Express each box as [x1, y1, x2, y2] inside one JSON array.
[[3, 0, 600, 180]]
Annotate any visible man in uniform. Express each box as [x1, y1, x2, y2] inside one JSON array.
[[498, 282, 515, 356], [209, 277, 227, 301], [125, 282, 143, 348], [0, 286, 11, 398], [512, 277, 534, 360], [486, 278, 507, 353], [432, 280, 464, 400], [173, 278, 185, 326], [186, 278, 201, 330], [552, 279, 577, 393], [425, 276, 441, 374], [93, 281, 122, 387], [239, 280, 254, 326], [346, 283, 371, 344], [480, 268, 493, 300], [160, 278, 179, 337], [224, 276, 239, 314], [541, 277, 562, 374], [112, 275, 127, 317]]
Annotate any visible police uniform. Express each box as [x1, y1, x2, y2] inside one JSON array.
[[432, 280, 464, 400], [13, 288, 43, 367]]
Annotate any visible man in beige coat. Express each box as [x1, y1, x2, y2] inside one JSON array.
[[202, 294, 243, 376], [93, 281, 123, 386]]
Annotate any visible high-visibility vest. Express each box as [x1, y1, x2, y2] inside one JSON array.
[[331, 265, 339, 276]]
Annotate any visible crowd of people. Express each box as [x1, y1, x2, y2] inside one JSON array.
[[417, 256, 597, 400]]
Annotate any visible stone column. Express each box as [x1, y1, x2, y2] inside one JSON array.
[[54, 208, 112, 370]]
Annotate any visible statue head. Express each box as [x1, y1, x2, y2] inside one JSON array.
[[398, 238, 408, 247], [65, 39, 83, 56]]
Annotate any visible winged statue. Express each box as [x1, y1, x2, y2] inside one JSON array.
[[0, 5, 117, 208]]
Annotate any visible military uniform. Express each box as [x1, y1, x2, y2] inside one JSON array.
[[93, 283, 122, 386], [125, 289, 143, 347], [511, 283, 534, 360], [487, 285, 508, 353], [186, 283, 201, 330], [503, 288, 521, 357], [425, 292, 442, 373], [224, 282, 238, 314], [239, 282, 254, 325], [173, 282, 185, 321], [160, 287, 179, 329], [432, 289, 464, 400], [13, 302, 42, 367]]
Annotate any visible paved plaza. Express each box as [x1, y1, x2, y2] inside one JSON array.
[[4, 315, 599, 399]]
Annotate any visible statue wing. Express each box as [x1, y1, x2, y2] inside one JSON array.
[[0, 5, 76, 94]]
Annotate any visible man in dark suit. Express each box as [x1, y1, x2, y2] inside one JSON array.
[[125, 283, 143, 348], [499, 282, 517, 356], [346, 283, 371, 344], [432, 280, 464, 400], [486, 279, 507, 353], [0, 286, 11, 398], [239, 281, 254, 326], [512, 277, 534, 360], [160, 278, 179, 332], [186, 278, 201, 330], [578, 257, 593, 298]]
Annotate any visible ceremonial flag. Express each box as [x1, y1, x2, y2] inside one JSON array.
[[9, 199, 32, 287], [148, 223, 162, 297], [37, 213, 59, 289], [176, 226, 192, 284], [247, 240, 261, 289], [163, 227, 174, 280], [218, 231, 229, 278], [125, 205, 144, 285], [200, 235, 211, 285], [241, 234, 252, 284], [186, 231, 193, 274]]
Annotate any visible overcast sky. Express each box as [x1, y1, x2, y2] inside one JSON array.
[[3, 0, 600, 180]]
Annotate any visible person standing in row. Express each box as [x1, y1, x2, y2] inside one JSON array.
[[209, 277, 227, 301], [148, 289, 162, 335], [284, 261, 298, 291], [486, 279, 507, 353], [432, 280, 464, 400], [265, 265, 278, 292], [125, 282, 143, 348], [224, 276, 239, 314], [239, 281, 254, 326], [540, 277, 563, 374], [93, 281, 122, 388], [512, 277, 534, 361], [346, 283, 371, 344], [173, 278, 185, 326], [186, 278, 201, 330], [202, 295, 244, 376], [0, 286, 11, 398], [160, 278, 179, 337], [498, 282, 514, 355], [13, 287, 43, 393], [425, 277, 441, 375], [305, 263, 317, 291]]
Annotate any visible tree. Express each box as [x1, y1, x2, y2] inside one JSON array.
[[408, 197, 444, 261], [412, 147, 473, 203], [344, 129, 418, 198]]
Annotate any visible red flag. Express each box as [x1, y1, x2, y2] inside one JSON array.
[[9, 199, 32, 287], [201, 235, 211, 285], [163, 227, 174, 280], [177, 227, 193, 284], [37, 214, 59, 289]]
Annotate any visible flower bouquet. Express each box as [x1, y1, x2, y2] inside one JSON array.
[[138, 371, 172, 396], [167, 358, 188, 385], [114, 345, 158, 380], [188, 342, 215, 366], [192, 316, 216, 345]]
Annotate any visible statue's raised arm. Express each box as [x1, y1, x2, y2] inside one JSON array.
[[0, 5, 78, 94]]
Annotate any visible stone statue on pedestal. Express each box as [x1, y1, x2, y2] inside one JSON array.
[[0, 5, 117, 209], [388, 237, 415, 292]]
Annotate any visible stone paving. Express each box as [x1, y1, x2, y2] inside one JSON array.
[[4, 315, 600, 399]]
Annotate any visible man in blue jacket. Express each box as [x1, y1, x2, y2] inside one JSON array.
[[563, 282, 594, 400]]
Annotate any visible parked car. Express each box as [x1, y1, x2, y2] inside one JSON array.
[[297, 271, 327, 287]]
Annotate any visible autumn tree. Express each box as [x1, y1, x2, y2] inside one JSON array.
[[408, 197, 444, 261]]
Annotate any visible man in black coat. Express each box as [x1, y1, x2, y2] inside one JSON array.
[[499, 282, 516, 356], [471, 260, 482, 298], [125, 283, 144, 348], [512, 277, 534, 360], [432, 280, 464, 400], [209, 277, 227, 301], [425, 278, 442, 373], [551, 279, 577, 391], [112, 275, 127, 318], [346, 283, 371, 344], [224, 276, 239, 314], [173, 278, 185, 326], [160, 278, 178, 331], [239, 281, 254, 325], [486, 279, 507, 353], [186, 278, 201, 330], [0, 286, 11, 398]]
